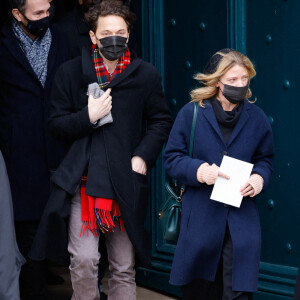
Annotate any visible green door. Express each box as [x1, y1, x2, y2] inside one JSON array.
[[135, 1, 299, 299]]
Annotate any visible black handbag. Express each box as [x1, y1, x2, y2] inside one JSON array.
[[158, 102, 198, 244]]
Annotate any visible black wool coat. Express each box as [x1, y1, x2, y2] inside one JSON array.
[[29, 47, 172, 266], [0, 23, 70, 220]]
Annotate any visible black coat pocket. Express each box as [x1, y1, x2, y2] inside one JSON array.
[[132, 171, 149, 220]]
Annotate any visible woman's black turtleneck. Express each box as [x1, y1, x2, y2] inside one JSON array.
[[211, 98, 244, 144]]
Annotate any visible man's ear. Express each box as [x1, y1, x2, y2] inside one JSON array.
[[89, 30, 97, 45], [12, 9, 23, 22]]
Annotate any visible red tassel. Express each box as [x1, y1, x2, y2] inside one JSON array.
[[80, 185, 124, 236]]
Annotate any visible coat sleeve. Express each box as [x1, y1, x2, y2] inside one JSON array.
[[49, 63, 95, 142], [164, 105, 205, 187], [251, 117, 274, 189], [132, 71, 173, 169]]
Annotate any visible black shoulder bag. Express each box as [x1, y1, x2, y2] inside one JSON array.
[[158, 102, 198, 244]]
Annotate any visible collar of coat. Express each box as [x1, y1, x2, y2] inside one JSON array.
[[202, 99, 251, 147], [1, 21, 62, 88], [81, 46, 142, 89]]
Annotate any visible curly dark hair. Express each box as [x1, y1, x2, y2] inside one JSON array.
[[85, 0, 136, 33]]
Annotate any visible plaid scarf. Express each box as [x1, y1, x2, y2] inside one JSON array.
[[92, 44, 131, 89], [80, 45, 130, 237]]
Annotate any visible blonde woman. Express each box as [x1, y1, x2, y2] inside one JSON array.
[[164, 49, 274, 299]]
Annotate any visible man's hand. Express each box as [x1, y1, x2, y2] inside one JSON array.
[[88, 88, 112, 123], [131, 156, 147, 175]]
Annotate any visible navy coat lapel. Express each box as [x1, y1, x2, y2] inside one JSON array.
[[1, 23, 38, 82], [227, 100, 250, 147], [203, 102, 226, 146]]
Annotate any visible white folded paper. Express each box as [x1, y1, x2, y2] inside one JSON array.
[[210, 156, 253, 208]]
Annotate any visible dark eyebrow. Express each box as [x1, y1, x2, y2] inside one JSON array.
[[33, 10, 44, 14]]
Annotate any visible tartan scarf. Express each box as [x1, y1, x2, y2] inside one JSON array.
[[79, 45, 130, 237], [92, 44, 131, 89]]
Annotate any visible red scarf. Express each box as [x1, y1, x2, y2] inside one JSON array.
[[80, 45, 130, 237], [92, 44, 131, 89]]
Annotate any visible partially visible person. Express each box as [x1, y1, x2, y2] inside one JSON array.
[[0, 150, 25, 300], [164, 49, 274, 299], [57, 0, 101, 58], [0, 0, 70, 298]]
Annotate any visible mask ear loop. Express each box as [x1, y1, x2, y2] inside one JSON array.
[[16, 9, 32, 32]]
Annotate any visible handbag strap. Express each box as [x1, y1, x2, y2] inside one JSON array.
[[178, 102, 198, 200], [189, 102, 198, 157]]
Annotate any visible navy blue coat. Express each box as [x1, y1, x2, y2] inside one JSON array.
[[0, 23, 70, 220], [164, 100, 273, 291]]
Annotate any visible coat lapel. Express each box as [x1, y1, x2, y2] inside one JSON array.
[[81, 46, 98, 85], [107, 57, 142, 88], [227, 100, 250, 147], [1, 23, 39, 82], [46, 26, 59, 86], [203, 102, 226, 146]]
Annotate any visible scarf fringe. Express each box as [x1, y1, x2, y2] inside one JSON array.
[[80, 187, 124, 236]]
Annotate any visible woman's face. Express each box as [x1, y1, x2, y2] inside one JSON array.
[[216, 64, 249, 105], [218, 64, 249, 88]]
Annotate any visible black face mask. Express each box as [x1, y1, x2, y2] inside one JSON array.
[[99, 36, 128, 61], [220, 81, 248, 104], [19, 3, 54, 37]]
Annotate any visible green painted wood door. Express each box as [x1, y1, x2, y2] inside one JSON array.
[[135, 1, 299, 299]]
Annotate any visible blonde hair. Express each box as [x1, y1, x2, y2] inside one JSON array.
[[191, 50, 256, 107]]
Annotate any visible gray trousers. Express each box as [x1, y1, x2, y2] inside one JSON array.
[[0, 151, 25, 300], [68, 191, 136, 300]]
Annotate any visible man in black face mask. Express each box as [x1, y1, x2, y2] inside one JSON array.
[[0, 0, 70, 299], [28, 1, 172, 299]]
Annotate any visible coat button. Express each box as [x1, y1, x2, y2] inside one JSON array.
[[224, 204, 228, 207], [222, 151, 228, 156]]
